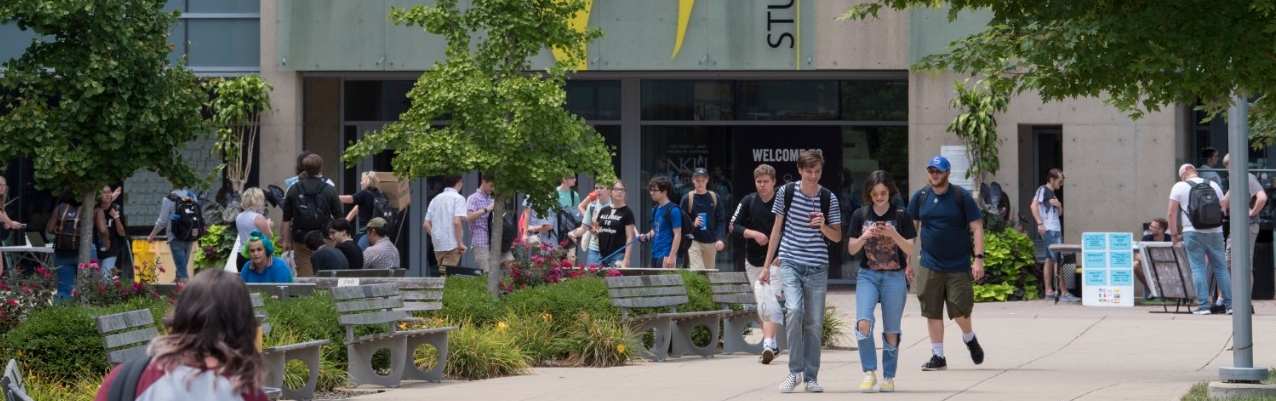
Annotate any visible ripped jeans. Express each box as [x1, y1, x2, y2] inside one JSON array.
[[855, 268, 907, 379]]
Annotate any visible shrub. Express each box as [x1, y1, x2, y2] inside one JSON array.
[[431, 319, 530, 380], [822, 307, 849, 349], [261, 292, 346, 364], [70, 263, 163, 306], [22, 369, 99, 401], [440, 276, 504, 326], [558, 311, 640, 367], [0, 304, 110, 380], [501, 276, 615, 332], [977, 228, 1040, 302], [497, 312, 565, 365], [0, 266, 56, 332]]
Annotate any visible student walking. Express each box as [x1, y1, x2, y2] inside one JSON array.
[[730, 164, 781, 363], [638, 177, 683, 268], [847, 170, 915, 392], [907, 155, 986, 371], [762, 150, 841, 393]]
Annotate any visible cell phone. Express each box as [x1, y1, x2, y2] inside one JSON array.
[[875, 221, 886, 227]]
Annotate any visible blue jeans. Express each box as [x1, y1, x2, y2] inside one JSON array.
[[856, 268, 907, 379], [53, 254, 78, 302], [586, 249, 601, 266], [1184, 231, 1231, 310], [169, 239, 193, 280], [780, 261, 828, 382]]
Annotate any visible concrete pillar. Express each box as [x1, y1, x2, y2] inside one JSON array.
[[259, 0, 303, 224]]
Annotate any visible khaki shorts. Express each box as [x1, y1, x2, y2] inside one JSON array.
[[915, 267, 974, 320]]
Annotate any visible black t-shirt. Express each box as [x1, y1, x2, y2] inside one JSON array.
[[335, 240, 364, 270], [848, 206, 917, 271], [352, 189, 379, 229], [730, 193, 776, 267], [310, 246, 350, 271], [595, 206, 635, 260]]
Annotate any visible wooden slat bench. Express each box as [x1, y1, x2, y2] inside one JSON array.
[[316, 269, 406, 278], [604, 274, 728, 361], [3, 359, 33, 401], [330, 283, 456, 387], [707, 272, 788, 355], [150, 282, 317, 300], [251, 293, 330, 400], [94, 309, 159, 365]]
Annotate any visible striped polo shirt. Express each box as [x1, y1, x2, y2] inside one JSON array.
[[773, 184, 841, 267]]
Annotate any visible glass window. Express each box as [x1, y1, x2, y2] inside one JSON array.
[[186, 19, 260, 67], [596, 125, 622, 177], [841, 80, 908, 121], [641, 80, 734, 121], [188, 0, 259, 13], [638, 126, 733, 265], [165, 0, 185, 12], [343, 80, 415, 122], [566, 80, 621, 121], [736, 81, 839, 120]]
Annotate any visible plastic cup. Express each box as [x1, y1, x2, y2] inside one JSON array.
[[808, 211, 821, 228], [697, 213, 707, 230]]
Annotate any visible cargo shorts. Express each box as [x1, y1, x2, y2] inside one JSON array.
[[915, 266, 974, 320]]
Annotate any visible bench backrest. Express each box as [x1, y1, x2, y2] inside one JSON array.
[[706, 272, 754, 306], [317, 269, 406, 278], [604, 275, 689, 318], [397, 278, 446, 313], [3, 358, 32, 401], [250, 293, 271, 335], [329, 283, 409, 340], [246, 283, 316, 299], [94, 309, 158, 365]]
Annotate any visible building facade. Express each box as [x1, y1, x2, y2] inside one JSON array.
[[4, 0, 1252, 282]]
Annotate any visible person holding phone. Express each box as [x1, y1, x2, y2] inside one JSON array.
[[847, 170, 916, 392]]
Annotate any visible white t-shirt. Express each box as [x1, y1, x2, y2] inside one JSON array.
[[1168, 177, 1224, 233]]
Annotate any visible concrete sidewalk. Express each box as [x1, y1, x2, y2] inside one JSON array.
[[351, 287, 1276, 401]]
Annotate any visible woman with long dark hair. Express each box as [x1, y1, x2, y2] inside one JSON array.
[[94, 269, 268, 400], [846, 170, 916, 393]]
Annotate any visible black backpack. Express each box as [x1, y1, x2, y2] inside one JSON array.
[[1185, 179, 1224, 229], [778, 182, 843, 264], [292, 180, 332, 237], [658, 203, 695, 259], [370, 190, 397, 229], [167, 191, 205, 241], [52, 203, 81, 253], [106, 355, 152, 401]]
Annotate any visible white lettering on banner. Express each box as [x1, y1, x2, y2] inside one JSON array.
[[751, 148, 823, 162]]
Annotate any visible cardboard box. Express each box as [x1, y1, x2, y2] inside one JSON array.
[[375, 172, 412, 210]]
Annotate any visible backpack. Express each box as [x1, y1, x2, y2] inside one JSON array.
[[167, 191, 205, 241], [658, 203, 695, 260], [778, 182, 842, 263], [553, 191, 581, 246], [918, 185, 968, 225], [292, 180, 332, 237], [370, 190, 397, 229], [485, 208, 519, 252], [1185, 179, 1224, 229], [106, 355, 152, 401], [52, 203, 81, 253]]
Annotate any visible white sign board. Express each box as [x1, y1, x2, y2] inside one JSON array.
[[940, 145, 973, 191], [1080, 232, 1135, 307], [337, 278, 360, 287]]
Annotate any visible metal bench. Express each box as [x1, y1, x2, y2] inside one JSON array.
[[706, 272, 789, 355], [94, 309, 159, 365], [603, 274, 728, 361], [330, 283, 456, 387], [251, 293, 330, 400], [2, 359, 33, 401], [316, 269, 406, 278]]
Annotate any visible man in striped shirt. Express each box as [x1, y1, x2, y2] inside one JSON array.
[[762, 150, 842, 393]]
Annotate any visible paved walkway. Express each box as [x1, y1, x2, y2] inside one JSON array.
[[352, 287, 1276, 401]]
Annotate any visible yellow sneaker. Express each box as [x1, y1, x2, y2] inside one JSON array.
[[879, 378, 895, 392], [860, 371, 877, 392]]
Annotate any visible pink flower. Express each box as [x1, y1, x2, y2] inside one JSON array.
[[6, 299, 16, 306]]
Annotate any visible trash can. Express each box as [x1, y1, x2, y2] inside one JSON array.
[[1252, 229, 1274, 300]]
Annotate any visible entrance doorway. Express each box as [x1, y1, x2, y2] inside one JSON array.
[[1018, 125, 1063, 237]]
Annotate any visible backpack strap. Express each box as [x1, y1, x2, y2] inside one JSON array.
[[108, 355, 151, 401]]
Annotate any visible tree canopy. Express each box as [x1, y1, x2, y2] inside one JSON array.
[[842, 0, 1276, 147], [343, 0, 612, 295], [0, 0, 208, 262]]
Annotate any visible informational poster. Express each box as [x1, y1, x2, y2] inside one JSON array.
[[1080, 232, 1135, 307], [940, 145, 973, 191]]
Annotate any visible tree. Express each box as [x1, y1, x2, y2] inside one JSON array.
[[343, 0, 613, 296], [948, 79, 1008, 198], [841, 1, 1276, 148], [0, 0, 209, 264], [208, 75, 273, 195]]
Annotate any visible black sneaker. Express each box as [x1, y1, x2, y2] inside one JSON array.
[[965, 336, 985, 365], [921, 354, 947, 371]]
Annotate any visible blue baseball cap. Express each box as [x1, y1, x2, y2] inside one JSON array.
[[927, 155, 951, 172]]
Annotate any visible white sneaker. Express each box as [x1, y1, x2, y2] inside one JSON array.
[[779, 373, 800, 393], [804, 381, 824, 393], [860, 371, 877, 392], [1193, 309, 1212, 315], [760, 346, 777, 364]]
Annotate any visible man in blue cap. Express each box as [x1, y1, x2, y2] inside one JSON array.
[[906, 155, 986, 371]]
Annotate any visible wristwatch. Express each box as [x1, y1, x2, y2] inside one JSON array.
[[974, 253, 985, 259]]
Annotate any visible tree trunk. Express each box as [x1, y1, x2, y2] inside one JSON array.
[[78, 188, 95, 266], [487, 195, 506, 297]]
